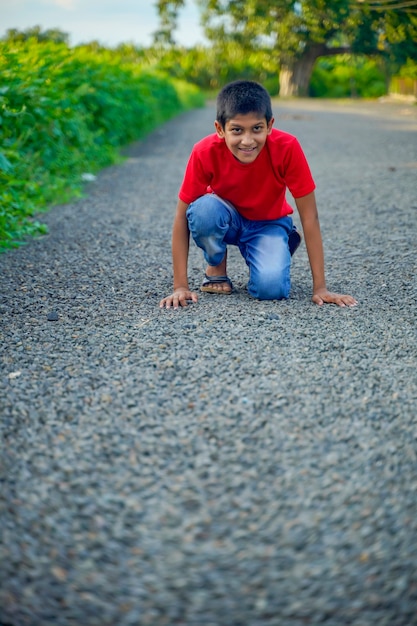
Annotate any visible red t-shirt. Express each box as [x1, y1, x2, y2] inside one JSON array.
[[179, 128, 316, 220]]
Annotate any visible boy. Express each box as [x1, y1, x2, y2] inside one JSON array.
[[159, 80, 357, 309]]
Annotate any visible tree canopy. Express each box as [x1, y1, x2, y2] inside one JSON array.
[[155, 0, 417, 95], [3, 25, 70, 44]]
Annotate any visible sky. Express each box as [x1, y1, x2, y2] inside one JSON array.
[[0, 0, 207, 48]]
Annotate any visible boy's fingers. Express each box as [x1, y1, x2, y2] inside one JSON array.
[[312, 292, 358, 307], [159, 297, 173, 308], [330, 294, 358, 307], [176, 292, 198, 308], [340, 295, 357, 307], [174, 294, 188, 309], [160, 291, 198, 309], [312, 294, 324, 306]]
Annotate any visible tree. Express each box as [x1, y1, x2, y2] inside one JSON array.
[[200, 0, 417, 95], [153, 0, 185, 45], [3, 26, 69, 44], [155, 0, 417, 96]]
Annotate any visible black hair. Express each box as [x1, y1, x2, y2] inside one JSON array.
[[216, 80, 273, 128]]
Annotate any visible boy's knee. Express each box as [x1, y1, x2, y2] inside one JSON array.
[[249, 272, 290, 300], [187, 195, 222, 228]]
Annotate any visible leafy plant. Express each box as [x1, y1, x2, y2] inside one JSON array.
[[309, 55, 386, 98], [0, 39, 203, 249]]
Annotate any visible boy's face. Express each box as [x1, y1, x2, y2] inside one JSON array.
[[215, 112, 274, 164]]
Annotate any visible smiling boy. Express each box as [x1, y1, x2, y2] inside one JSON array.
[[160, 80, 357, 309]]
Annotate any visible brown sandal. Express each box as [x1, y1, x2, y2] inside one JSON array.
[[200, 274, 233, 294]]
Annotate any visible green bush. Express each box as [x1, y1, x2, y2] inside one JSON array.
[[309, 55, 387, 98], [399, 59, 417, 80], [142, 43, 278, 91], [0, 39, 203, 249], [389, 58, 417, 96]]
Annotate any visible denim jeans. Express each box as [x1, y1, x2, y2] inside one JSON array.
[[186, 194, 294, 300]]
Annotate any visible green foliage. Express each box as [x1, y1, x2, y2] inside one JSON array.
[[381, 10, 417, 67], [309, 55, 387, 98], [197, 0, 417, 61], [193, 0, 417, 94], [154, 0, 185, 45], [0, 38, 203, 249], [398, 58, 417, 81], [142, 42, 278, 91], [390, 58, 417, 96], [199, 0, 358, 57], [4, 25, 70, 44]]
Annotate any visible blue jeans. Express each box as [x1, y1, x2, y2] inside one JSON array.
[[186, 194, 293, 300]]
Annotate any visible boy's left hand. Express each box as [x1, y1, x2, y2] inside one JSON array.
[[312, 288, 357, 307]]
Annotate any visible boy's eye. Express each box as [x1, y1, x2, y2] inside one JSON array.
[[230, 126, 263, 134]]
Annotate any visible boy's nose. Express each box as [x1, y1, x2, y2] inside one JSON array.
[[241, 133, 254, 145]]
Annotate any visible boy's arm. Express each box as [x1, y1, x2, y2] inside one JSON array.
[[295, 192, 357, 307], [159, 199, 199, 309]]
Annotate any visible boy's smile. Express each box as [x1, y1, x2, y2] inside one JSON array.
[[215, 113, 274, 164]]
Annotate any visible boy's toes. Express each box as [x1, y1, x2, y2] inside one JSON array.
[[218, 281, 232, 293]]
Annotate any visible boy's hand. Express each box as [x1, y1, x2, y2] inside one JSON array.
[[159, 288, 198, 309], [312, 288, 357, 308]]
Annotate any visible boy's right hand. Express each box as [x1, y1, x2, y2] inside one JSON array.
[[159, 288, 198, 309]]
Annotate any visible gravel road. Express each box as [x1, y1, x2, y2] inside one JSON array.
[[1, 98, 417, 626]]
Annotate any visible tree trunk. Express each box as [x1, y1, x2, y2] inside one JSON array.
[[279, 44, 350, 97]]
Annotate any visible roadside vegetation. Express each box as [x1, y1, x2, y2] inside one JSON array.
[[0, 37, 203, 249]]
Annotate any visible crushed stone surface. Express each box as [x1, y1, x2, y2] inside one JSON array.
[[1, 99, 417, 626]]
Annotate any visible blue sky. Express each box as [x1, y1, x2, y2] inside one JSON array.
[[0, 0, 207, 47]]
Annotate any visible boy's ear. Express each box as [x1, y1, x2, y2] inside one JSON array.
[[214, 120, 225, 138], [267, 117, 274, 134]]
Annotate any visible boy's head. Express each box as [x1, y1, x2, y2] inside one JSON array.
[[216, 80, 273, 129], [215, 80, 274, 164]]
